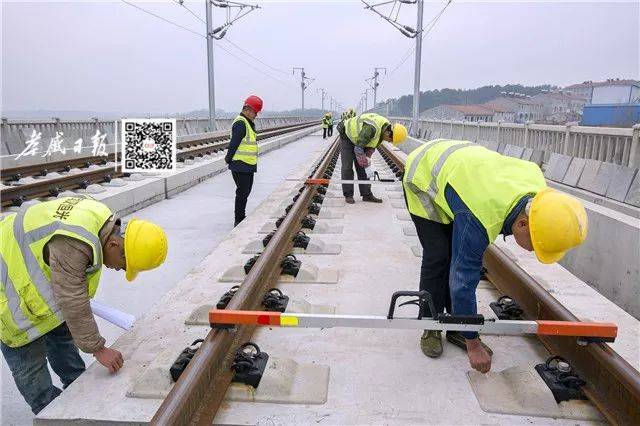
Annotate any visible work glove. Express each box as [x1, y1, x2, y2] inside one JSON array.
[[365, 167, 375, 179], [354, 146, 369, 168]]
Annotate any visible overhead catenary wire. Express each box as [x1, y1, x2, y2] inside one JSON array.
[[121, 0, 292, 88], [120, 0, 205, 38], [171, 0, 207, 25], [385, 0, 452, 79], [222, 38, 291, 75]]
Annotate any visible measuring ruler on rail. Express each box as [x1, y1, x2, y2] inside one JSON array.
[[209, 309, 617, 342], [285, 178, 400, 185]]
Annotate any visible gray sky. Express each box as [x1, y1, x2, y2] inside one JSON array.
[[1, 0, 638, 115]]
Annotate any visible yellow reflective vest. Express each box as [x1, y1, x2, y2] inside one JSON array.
[[0, 196, 112, 347], [344, 113, 390, 148], [322, 115, 330, 129], [403, 140, 546, 241], [231, 115, 258, 166]]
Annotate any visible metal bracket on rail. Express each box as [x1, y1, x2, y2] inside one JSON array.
[[535, 356, 587, 403], [292, 231, 310, 249], [280, 254, 302, 277], [301, 215, 316, 230], [217, 285, 241, 309], [244, 254, 261, 274], [231, 342, 269, 388], [308, 202, 321, 215], [490, 295, 524, 320], [262, 231, 275, 247], [262, 288, 289, 312], [169, 338, 204, 382]]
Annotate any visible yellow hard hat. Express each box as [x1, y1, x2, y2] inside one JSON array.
[[391, 123, 408, 145], [123, 218, 168, 281], [529, 188, 587, 264]]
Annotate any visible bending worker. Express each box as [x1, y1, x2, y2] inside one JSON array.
[[337, 112, 407, 204], [403, 140, 587, 373], [225, 95, 263, 226], [0, 195, 168, 414]]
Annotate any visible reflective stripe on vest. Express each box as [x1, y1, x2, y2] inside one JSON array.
[[344, 113, 389, 148], [0, 197, 111, 347], [403, 140, 546, 241], [404, 140, 473, 221], [231, 115, 258, 166]]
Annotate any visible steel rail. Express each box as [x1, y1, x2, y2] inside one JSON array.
[[1, 121, 317, 181], [1, 122, 319, 208], [150, 136, 340, 425], [377, 141, 640, 425]]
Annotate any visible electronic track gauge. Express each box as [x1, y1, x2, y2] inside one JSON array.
[[210, 291, 618, 343]]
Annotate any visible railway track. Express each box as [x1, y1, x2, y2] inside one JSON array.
[[151, 135, 340, 425], [144, 138, 640, 424], [0, 121, 318, 208], [376, 142, 640, 425]]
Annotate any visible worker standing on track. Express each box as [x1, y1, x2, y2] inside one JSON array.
[[225, 95, 263, 226], [0, 196, 168, 414], [402, 140, 588, 373], [337, 112, 407, 204], [322, 113, 330, 139], [327, 112, 334, 137]]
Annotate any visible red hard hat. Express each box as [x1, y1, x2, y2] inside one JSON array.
[[244, 95, 263, 113]]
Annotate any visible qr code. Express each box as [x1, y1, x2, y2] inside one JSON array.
[[121, 119, 176, 172]]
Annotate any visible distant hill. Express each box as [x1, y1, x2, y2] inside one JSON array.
[[381, 84, 558, 116]]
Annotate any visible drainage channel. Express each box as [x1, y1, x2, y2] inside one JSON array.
[[377, 141, 640, 425], [150, 136, 340, 425]]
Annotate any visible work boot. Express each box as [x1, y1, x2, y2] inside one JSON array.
[[446, 332, 493, 356], [345, 196, 355, 204], [420, 330, 443, 358], [362, 194, 383, 203]]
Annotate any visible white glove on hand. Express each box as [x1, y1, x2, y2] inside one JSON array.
[[365, 167, 375, 179]]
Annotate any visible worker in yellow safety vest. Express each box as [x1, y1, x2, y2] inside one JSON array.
[[0, 196, 168, 414], [336, 112, 408, 204], [402, 140, 587, 373], [322, 113, 331, 139], [225, 95, 264, 226], [327, 112, 334, 138]]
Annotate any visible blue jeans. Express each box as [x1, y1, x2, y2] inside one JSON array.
[[1, 322, 86, 414], [409, 185, 489, 340]]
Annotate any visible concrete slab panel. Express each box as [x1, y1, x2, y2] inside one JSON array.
[[585, 161, 617, 196], [387, 192, 404, 199], [402, 225, 417, 236], [395, 212, 411, 221], [467, 365, 602, 421], [544, 153, 572, 182], [624, 172, 640, 207], [521, 148, 533, 161], [385, 186, 403, 192], [391, 201, 406, 209], [504, 144, 525, 159], [497, 142, 507, 153], [606, 166, 638, 202], [562, 157, 587, 187], [219, 264, 339, 284], [529, 149, 544, 166], [483, 140, 499, 152], [577, 159, 602, 192], [127, 348, 329, 404]]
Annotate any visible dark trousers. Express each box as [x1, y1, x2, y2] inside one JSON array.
[[232, 171, 254, 226], [328, 125, 333, 137], [323, 128, 328, 139], [411, 213, 453, 317], [340, 135, 372, 197], [1, 323, 85, 414]]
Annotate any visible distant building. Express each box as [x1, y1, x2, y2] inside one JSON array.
[[484, 95, 544, 123], [564, 79, 640, 104], [532, 91, 587, 124], [421, 104, 495, 122]]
